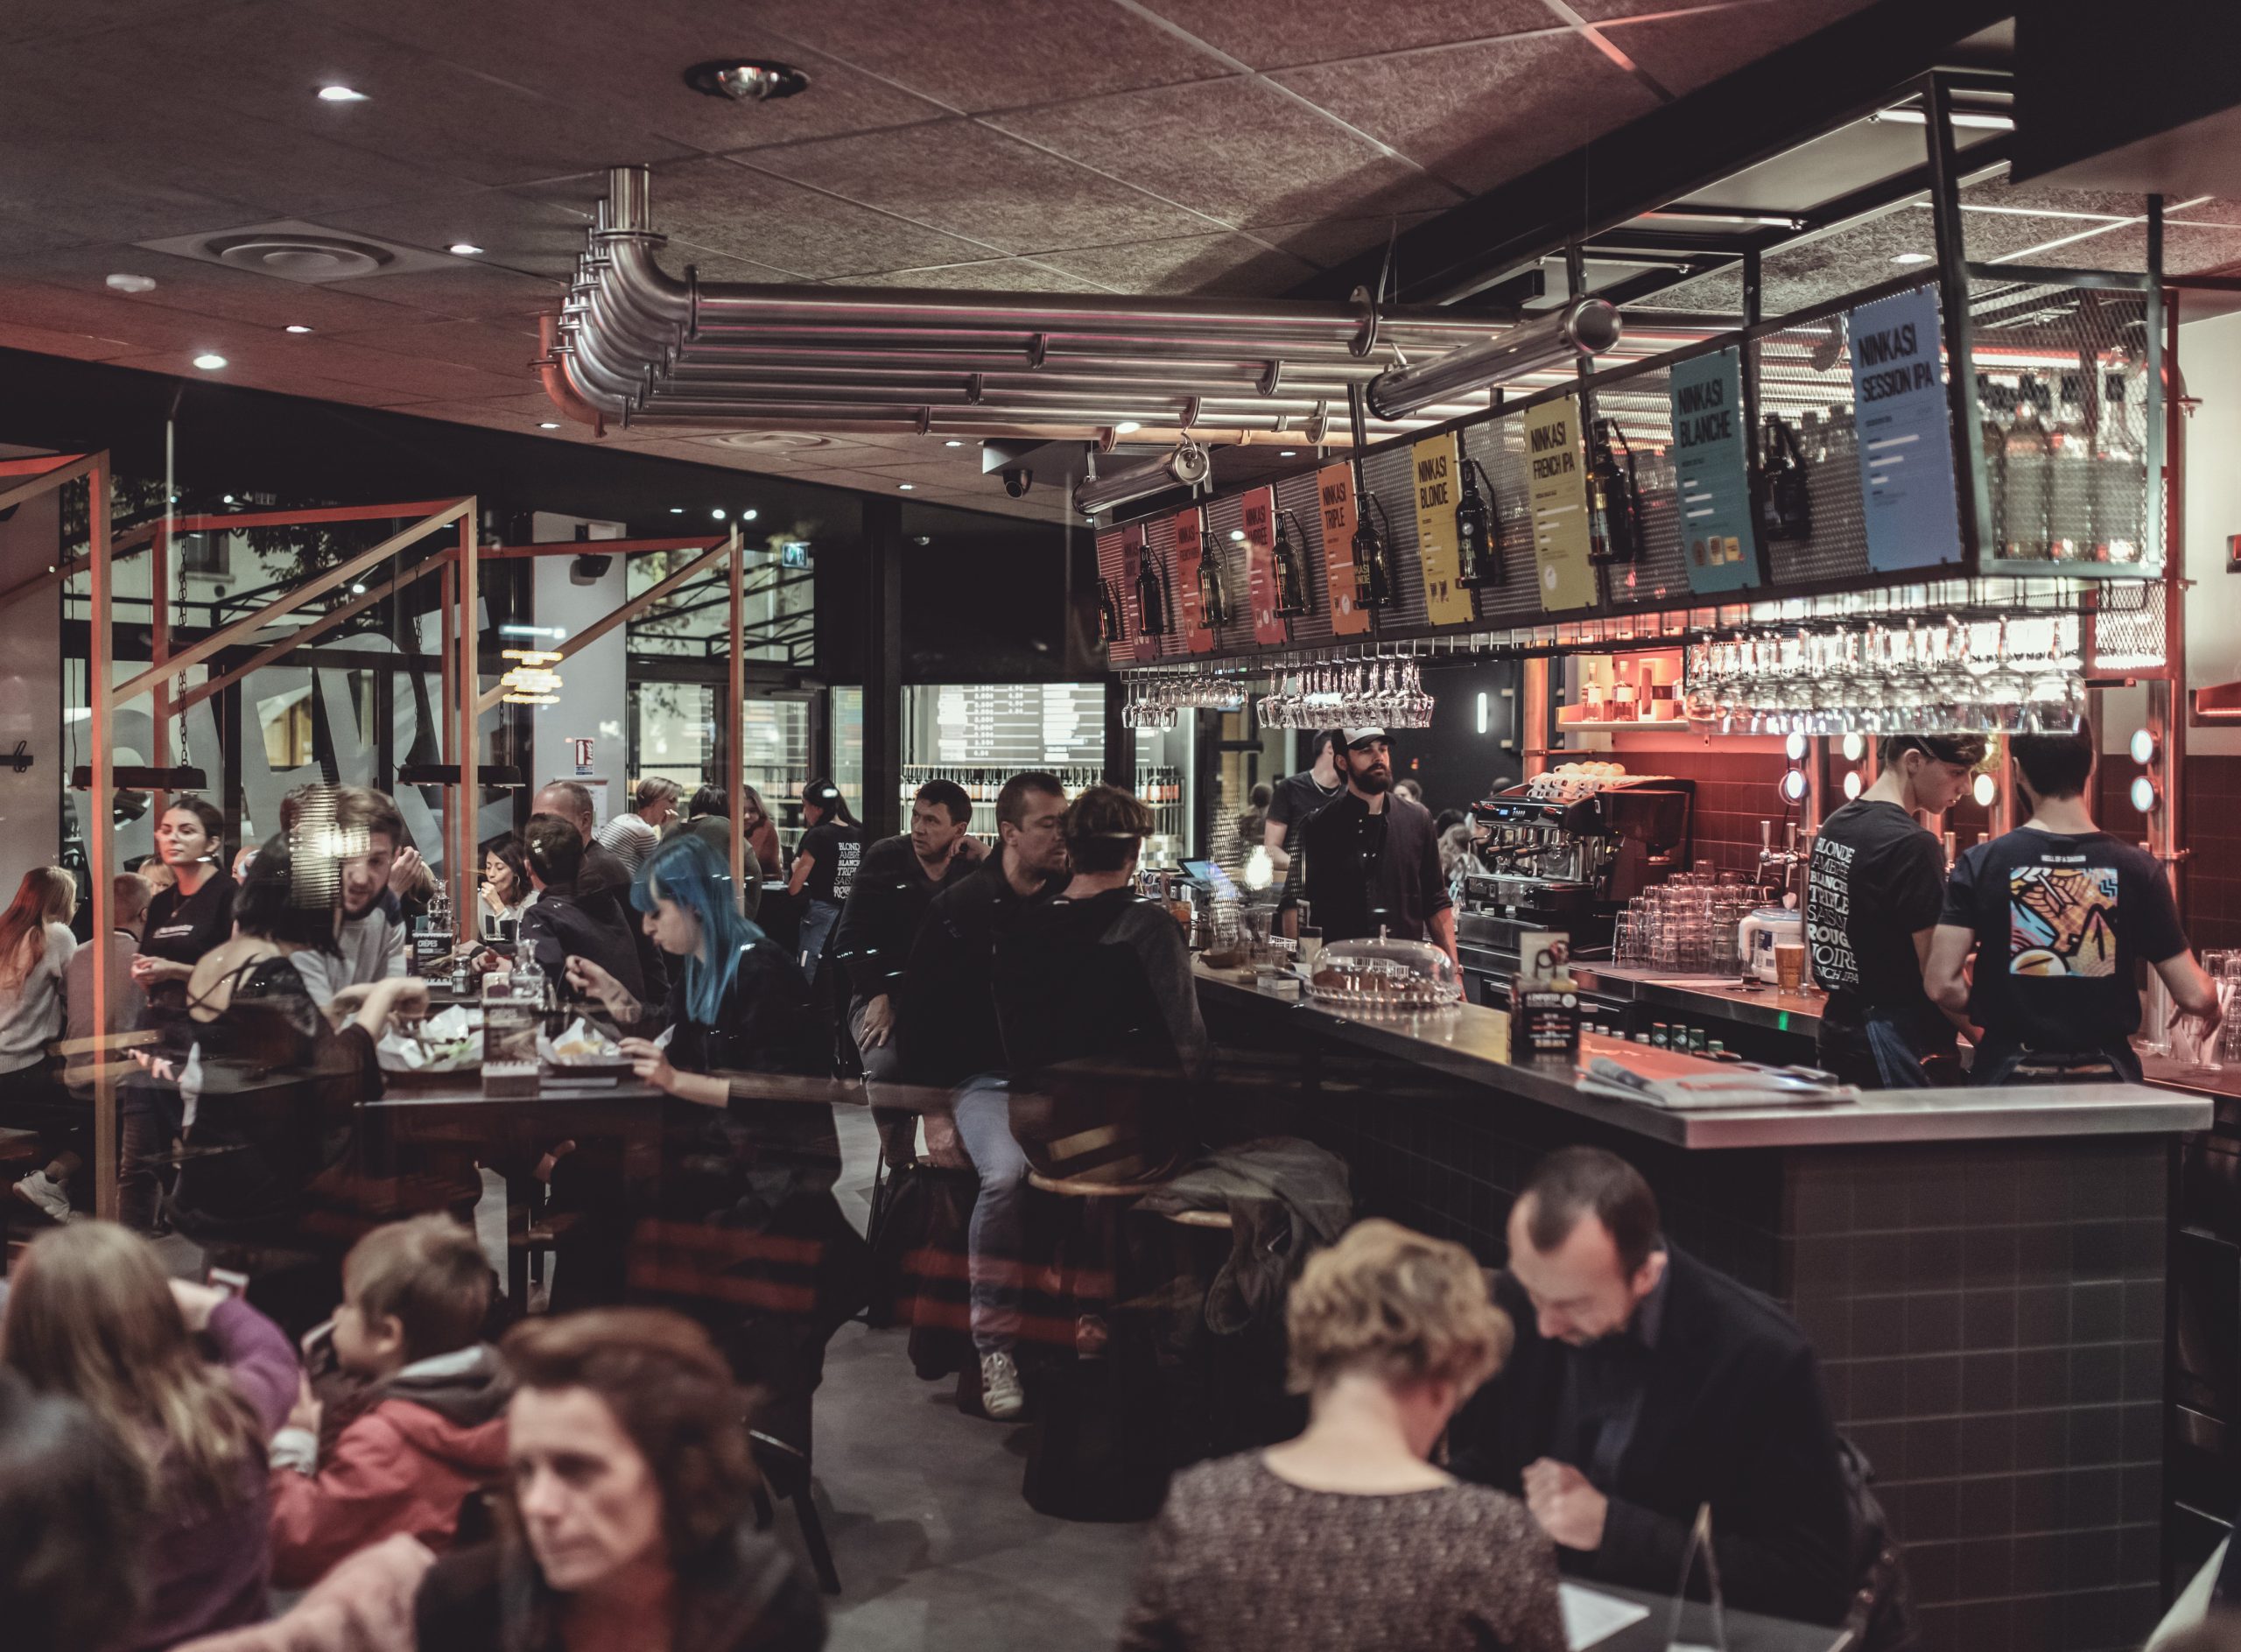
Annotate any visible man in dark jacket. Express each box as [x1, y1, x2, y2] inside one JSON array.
[[832, 778, 982, 1086], [893, 772, 1068, 1422], [517, 815, 645, 1003], [531, 780, 667, 1006], [1296, 728, 1456, 967], [1451, 1147, 1854, 1627]]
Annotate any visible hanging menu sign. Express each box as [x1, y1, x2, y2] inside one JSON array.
[[1317, 463, 1371, 636], [1173, 507, 1213, 654], [1524, 396, 1598, 612], [1410, 432, 1476, 625], [1240, 486, 1289, 646], [1669, 348, 1762, 594], [1847, 285, 1964, 572]]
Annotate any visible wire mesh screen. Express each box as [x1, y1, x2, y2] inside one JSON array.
[[1966, 277, 2156, 578]]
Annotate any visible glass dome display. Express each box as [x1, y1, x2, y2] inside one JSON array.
[[1308, 932, 1464, 1015]]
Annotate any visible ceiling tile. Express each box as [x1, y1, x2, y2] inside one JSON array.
[[0, 0, 236, 46], [1598, 0, 1873, 96], [638, 156, 1000, 281], [320, 263, 565, 323], [315, 192, 594, 281], [1131, 0, 1559, 70], [985, 77, 1461, 228], [1033, 232, 1317, 296], [1272, 34, 1662, 196], [836, 260, 1111, 293], [0, 243, 438, 334], [1254, 209, 1449, 268], [0, 281, 249, 355], [1567, 0, 1735, 18], [0, 317, 147, 362], [343, 318, 546, 376], [294, 0, 952, 156], [742, 121, 1217, 255], [742, 0, 1228, 112]]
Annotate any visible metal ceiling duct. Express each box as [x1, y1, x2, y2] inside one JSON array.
[[1364, 297, 1623, 422], [542, 166, 1642, 448], [1071, 440, 1215, 518]]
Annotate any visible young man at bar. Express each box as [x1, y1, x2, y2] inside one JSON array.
[[1804, 733, 1985, 1087], [1262, 728, 1345, 876], [1451, 1147, 1856, 1627], [1296, 728, 1458, 968], [832, 777, 982, 1091], [531, 779, 667, 1005], [290, 786, 412, 1008], [1927, 728, 2220, 1085], [895, 771, 1070, 1421], [594, 776, 680, 874]]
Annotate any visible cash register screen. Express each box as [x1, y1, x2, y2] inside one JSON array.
[[1181, 860, 1238, 900]]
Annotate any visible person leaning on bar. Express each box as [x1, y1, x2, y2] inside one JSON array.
[[1804, 733, 1985, 1088], [1294, 728, 1458, 968], [1448, 1148, 1858, 1627], [1927, 727, 2220, 1085]]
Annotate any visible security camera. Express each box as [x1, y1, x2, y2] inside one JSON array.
[[1001, 466, 1033, 498], [569, 552, 613, 586]]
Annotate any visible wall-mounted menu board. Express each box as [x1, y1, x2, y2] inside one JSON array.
[[913, 682, 1106, 767]]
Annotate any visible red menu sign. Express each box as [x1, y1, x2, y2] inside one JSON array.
[[1175, 507, 1215, 655], [1240, 486, 1287, 646], [1120, 523, 1156, 663], [1317, 463, 1372, 636]]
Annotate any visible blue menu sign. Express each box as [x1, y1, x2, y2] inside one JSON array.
[[1848, 286, 1964, 572], [1668, 348, 1760, 594]]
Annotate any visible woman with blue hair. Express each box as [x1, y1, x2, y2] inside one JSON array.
[[562, 833, 868, 1451]]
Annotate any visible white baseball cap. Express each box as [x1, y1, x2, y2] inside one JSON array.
[[1343, 727, 1389, 749]]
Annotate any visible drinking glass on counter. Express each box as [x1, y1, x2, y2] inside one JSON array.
[[1296, 924, 1324, 974], [1774, 941, 1807, 994]]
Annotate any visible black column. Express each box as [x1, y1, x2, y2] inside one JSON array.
[[1103, 676, 1134, 790], [862, 496, 903, 840]]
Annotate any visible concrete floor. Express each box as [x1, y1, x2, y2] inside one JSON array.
[[804, 1107, 1149, 1651]]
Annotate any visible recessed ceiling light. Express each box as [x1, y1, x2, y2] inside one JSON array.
[[1279, 449, 1297, 457], [684, 59, 810, 102], [537, 421, 560, 429], [1891, 251, 1933, 264], [317, 85, 369, 102], [192, 353, 228, 370], [105, 272, 156, 293], [221, 495, 235, 504], [711, 507, 727, 520], [285, 324, 313, 334], [898, 482, 914, 490], [742, 508, 758, 521], [350, 582, 367, 595], [945, 439, 964, 447], [448, 243, 484, 257], [1114, 420, 1142, 434]]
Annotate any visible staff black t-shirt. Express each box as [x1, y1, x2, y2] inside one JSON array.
[[1942, 826, 2188, 1052], [141, 874, 235, 1007], [1805, 799, 1944, 1022], [798, 821, 863, 904], [1265, 771, 1343, 854]]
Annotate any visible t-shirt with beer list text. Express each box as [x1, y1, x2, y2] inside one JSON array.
[[1941, 826, 2188, 1053], [1804, 798, 1944, 1023], [798, 821, 863, 904]]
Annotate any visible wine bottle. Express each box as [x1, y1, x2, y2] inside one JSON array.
[[1455, 455, 1502, 587], [1136, 547, 1169, 636], [1271, 510, 1310, 618], [1586, 418, 1643, 566]]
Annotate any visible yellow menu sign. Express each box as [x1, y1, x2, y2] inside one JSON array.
[[1316, 463, 1371, 636], [1410, 432, 1476, 625], [1523, 397, 1598, 612]]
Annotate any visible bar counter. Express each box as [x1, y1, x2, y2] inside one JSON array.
[[1196, 965, 2205, 1652]]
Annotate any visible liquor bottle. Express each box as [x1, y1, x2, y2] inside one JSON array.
[[2047, 375, 2093, 563], [1586, 418, 1643, 566], [1455, 455, 1502, 587], [1136, 547, 1169, 636], [1352, 490, 1398, 610], [2092, 367, 2143, 562], [1271, 510, 1311, 618], [1095, 577, 1124, 645], [1975, 373, 2006, 555], [1197, 534, 1232, 628], [2001, 377, 2051, 559]]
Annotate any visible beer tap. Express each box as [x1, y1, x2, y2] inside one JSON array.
[[1758, 819, 1806, 909]]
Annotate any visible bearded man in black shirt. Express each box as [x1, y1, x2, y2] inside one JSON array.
[[1803, 734, 1983, 1086]]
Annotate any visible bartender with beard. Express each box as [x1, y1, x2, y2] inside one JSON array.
[[1296, 728, 1458, 967]]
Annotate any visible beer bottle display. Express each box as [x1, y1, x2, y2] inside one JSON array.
[[1454, 453, 1502, 587]]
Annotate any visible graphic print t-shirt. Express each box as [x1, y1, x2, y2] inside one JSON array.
[[1941, 827, 2187, 1051], [799, 822, 863, 904], [1805, 799, 1945, 1020]]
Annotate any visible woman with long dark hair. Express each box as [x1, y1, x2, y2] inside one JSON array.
[[479, 835, 536, 940], [0, 867, 80, 1222], [784, 781, 860, 978]]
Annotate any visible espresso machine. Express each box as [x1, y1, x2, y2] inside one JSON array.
[[1455, 774, 1694, 998]]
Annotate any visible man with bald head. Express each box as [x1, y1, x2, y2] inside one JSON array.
[[531, 780, 665, 1003], [1451, 1147, 1856, 1627]]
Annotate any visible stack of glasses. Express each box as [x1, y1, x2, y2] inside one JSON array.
[[1612, 868, 1770, 975]]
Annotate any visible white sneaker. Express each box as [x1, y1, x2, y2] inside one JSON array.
[[11, 1169, 71, 1224], [979, 1351, 1025, 1421]]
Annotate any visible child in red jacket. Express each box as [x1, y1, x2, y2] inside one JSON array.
[[268, 1215, 512, 1588]]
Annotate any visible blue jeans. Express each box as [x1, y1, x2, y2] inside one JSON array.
[[952, 1074, 1029, 1356], [797, 898, 841, 978]]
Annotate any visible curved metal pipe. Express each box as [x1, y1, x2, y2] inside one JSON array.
[[536, 314, 603, 430]]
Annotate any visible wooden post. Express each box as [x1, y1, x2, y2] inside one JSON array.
[[88, 455, 117, 1222], [727, 526, 746, 904], [1521, 657, 1551, 779], [453, 507, 478, 944]]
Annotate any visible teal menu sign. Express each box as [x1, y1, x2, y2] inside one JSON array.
[[1848, 285, 1964, 572], [1668, 348, 1760, 594]]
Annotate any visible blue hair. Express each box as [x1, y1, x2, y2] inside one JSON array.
[[631, 833, 762, 1026]]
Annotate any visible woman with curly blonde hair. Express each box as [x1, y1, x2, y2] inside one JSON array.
[[1120, 1220, 1563, 1652]]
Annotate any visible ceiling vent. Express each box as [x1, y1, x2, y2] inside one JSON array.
[[706, 432, 834, 452], [135, 219, 461, 283]]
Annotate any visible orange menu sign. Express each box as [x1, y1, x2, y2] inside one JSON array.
[[1317, 463, 1371, 636], [1175, 506, 1215, 654], [1240, 486, 1288, 646]]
